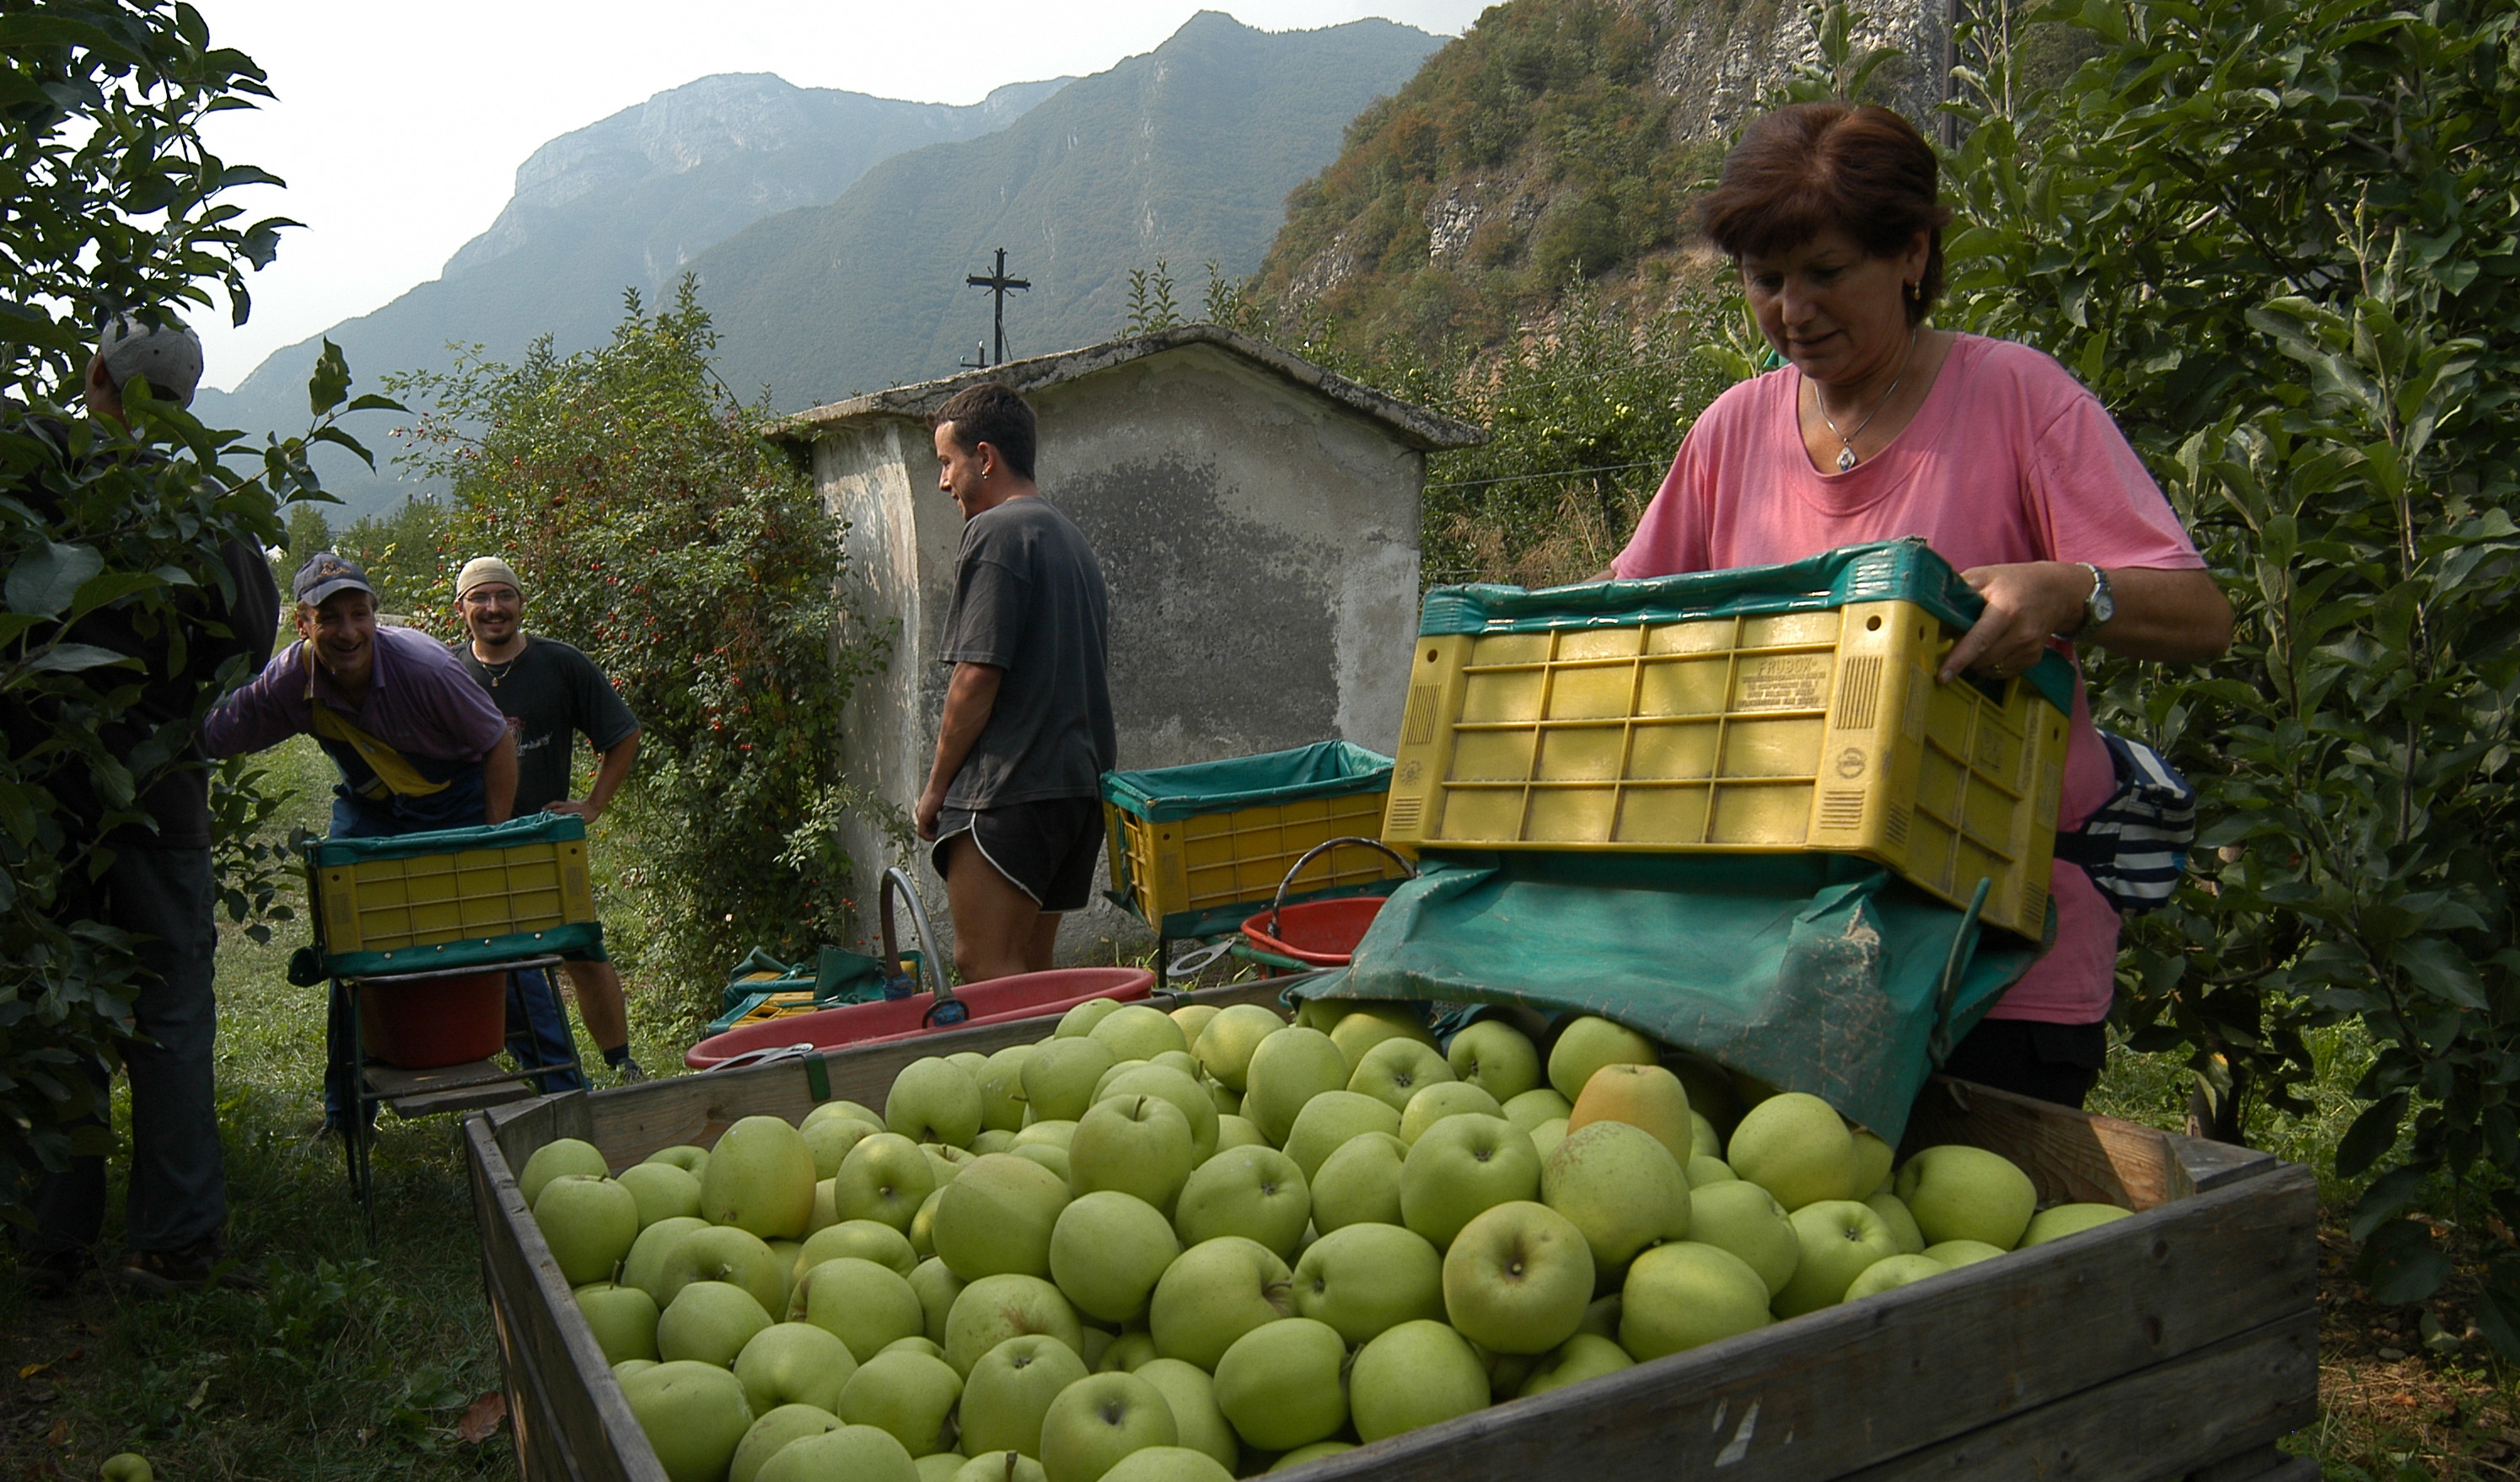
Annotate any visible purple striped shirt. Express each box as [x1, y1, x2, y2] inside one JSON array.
[[202, 624, 507, 763]]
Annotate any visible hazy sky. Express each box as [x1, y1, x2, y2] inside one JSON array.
[[190, 2, 1489, 391]]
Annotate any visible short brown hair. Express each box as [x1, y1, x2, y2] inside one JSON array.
[[932, 382, 1037, 481], [1701, 103, 1953, 325]]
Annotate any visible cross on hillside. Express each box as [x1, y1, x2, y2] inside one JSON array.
[[965, 248, 1029, 368]]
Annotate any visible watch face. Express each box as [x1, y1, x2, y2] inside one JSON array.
[[2089, 571, 2116, 626]]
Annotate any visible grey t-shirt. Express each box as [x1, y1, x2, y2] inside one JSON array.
[[938, 495, 1116, 808]]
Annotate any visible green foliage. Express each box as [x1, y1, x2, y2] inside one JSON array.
[[0, 3, 384, 1213], [393, 282, 878, 994], [1943, 0, 2520, 1349], [1126, 261, 1185, 336]]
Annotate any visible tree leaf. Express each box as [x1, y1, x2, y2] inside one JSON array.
[[22, 644, 140, 676], [2335, 1092, 2406, 1179], [308, 339, 352, 416], [6, 543, 104, 618], [2388, 937, 2489, 1010]]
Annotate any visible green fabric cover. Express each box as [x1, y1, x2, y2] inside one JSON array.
[[315, 921, 607, 981], [1102, 740, 1393, 823], [302, 810, 586, 866], [713, 945, 896, 1025], [1421, 537, 2075, 718], [1298, 851, 2047, 1141]]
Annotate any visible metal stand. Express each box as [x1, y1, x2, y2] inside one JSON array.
[[336, 954, 581, 1243]]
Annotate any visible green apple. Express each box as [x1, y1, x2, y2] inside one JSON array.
[[1013, 1142, 1072, 1184], [835, 1133, 938, 1233], [644, 1143, 709, 1177], [623, 1216, 709, 1303], [976, 1044, 1037, 1133], [1024, 1037, 1122, 1124], [1279, 1091, 1401, 1182], [1291, 997, 1342, 1032], [1212, 1317, 1348, 1452], [1090, 1004, 1190, 1062], [924, 1143, 977, 1188], [1201, 1075, 1241, 1118], [1566, 1061, 1694, 1167], [704, 1115, 819, 1239], [1540, 1120, 1693, 1270], [1529, 1117, 1570, 1162], [1056, 997, 1130, 1039], [974, 1130, 1020, 1155], [797, 1218, 920, 1281], [729, 1404, 841, 1482], [1039, 1370, 1178, 1482], [1691, 1110, 1722, 1158], [98, 1458, 151, 1482], [910, 1187, 945, 1261], [959, 1331, 1093, 1458], [1153, 1050, 1197, 1080], [1894, 1145, 2039, 1249], [519, 1137, 609, 1207], [1501, 1086, 1574, 1134], [949, 1050, 992, 1077], [1545, 1016, 1657, 1103], [756, 1425, 920, 1482], [1400, 1114, 1541, 1250], [1308, 1131, 1405, 1232], [658, 1280, 775, 1367], [1211, 1114, 1263, 1152], [735, 1321, 857, 1415], [1727, 1092, 1859, 1211], [1191, 1004, 1285, 1092], [837, 1349, 964, 1456], [945, 1273, 1086, 1376], [621, 1359, 755, 1482], [809, 1179, 841, 1236], [574, 1281, 661, 1365], [1099, 1448, 1233, 1482], [1866, 1192, 1926, 1254], [1015, 1119, 1078, 1149], [658, 1223, 787, 1314], [1050, 1190, 1181, 1324], [798, 1257, 925, 1361], [803, 1100, 883, 1134], [1290, 1221, 1443, 1345], [1397, 1080, 1505, 1146], [1446, 1018, 1542, 1103], [1347, 1318, 1488, 1443], [1577, 1291, 1620, 1338], [1688, 1154, 1738, 1187], [2018, 1201, 2133, 1246], [1098, 1065, 1219, 1162], [1846, 1252, 1948, 1301], [535, 1174, 640, 1286], [910, 1257, 966, 1345], [1683, 1181, 1799, 1298], [884, 1336, 947, 1361], [1774, 1200, 1901, 1318], [1268, 1442, 1356, 1470], [1131, 1358, 1236, 1471], [958, 1452, 1049, 1482], [1518, 1332, 1635, 1397], [804, 1115, 883, 1181], [1850, 1129, 1895, 1197], [1922, 1238, 2008, 1266], [768, 1239, 806, 1308], [1326, 1002, 1435, 1072], [618, 1162, 706, 1229], [1441, 1200, 1594, 1354], [1147, 1236, 1293, 1371], [1619, 1240, 1772, 1359], [1239, 1027, 1348, 1145], [1097, 1331, 1159, 1372], [934, 1152, 1074, 1281], [1171, 1145, 1308, 1259], [1169, 1002, 1220, 1045], [1070, 1095, 1196, 1215], [614, 1359, 658, 1381], [1347, 1036, 1455, 1114]]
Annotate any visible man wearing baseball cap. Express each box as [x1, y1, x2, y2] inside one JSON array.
[[451, 556, 647, 1082]]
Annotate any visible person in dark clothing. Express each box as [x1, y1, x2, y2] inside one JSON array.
[[915, 383, 1117, 982], [13, 317, 279, 1297]]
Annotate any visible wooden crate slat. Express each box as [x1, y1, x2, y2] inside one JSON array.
[[1902, 1076, 2274, 1211], [1832, 1312, 2317, 1480]]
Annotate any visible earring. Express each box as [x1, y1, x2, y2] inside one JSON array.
[[1905, 280, 1922, 303]]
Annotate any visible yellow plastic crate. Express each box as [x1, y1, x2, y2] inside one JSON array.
[[1107, 789, 1400, 938], [1379, 599, 2069, 938], [314, 836, 597, 956]]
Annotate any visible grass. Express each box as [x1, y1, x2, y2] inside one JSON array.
[[4, 739, 2512, 1477]]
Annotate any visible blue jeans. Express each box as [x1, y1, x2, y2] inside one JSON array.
[[27, 846, 225, 1255], [504, 967, 585, 1093]]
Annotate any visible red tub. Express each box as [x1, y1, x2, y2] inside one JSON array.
[[359, 969, 508, 1069], [1239, 894, 1388, 967], [683, 965, 1156, 1070]]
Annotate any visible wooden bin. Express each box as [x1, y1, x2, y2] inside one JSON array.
[[464, 984, 2319, 1482]]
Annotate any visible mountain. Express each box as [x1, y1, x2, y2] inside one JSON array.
[[194, 71, 1072, 518], [691, 11, 1445, 407]]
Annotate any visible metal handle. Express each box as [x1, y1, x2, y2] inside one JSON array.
[[1265, 836, 1416, 938], [1165, 940, 1236, 980], [879, 866, 954, 1012], [707, 1043, 822, 1074]]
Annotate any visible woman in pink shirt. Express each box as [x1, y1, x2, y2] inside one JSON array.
[[1609, 102, 2233, 1107]]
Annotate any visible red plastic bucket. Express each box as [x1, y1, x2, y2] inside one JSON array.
[[1239, 895, 1388, 967], [683, 964, 1157, 1070], [358, 969, 508, 1069]]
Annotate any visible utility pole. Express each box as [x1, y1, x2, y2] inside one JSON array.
[[964, 248, 1029, 367]]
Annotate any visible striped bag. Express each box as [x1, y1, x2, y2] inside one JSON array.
[[2051, 731, 2196, 916]]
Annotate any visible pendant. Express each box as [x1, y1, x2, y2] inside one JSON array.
[[1835, 446, 1859, 473]]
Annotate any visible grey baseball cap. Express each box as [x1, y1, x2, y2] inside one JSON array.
[[293, 551, 376, 608], [97, 314, 206, 407]]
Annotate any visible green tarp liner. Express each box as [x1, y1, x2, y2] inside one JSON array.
[[1421, 536, 2077, 718], [299, 813, 605, 981], [1102, 740, 1393, 823], [709, 945, 900, 1033], [301, 809, 583, 866], [1297, 851, 2049, 1143]]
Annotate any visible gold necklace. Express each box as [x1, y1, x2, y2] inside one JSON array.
[[1815, 328, 1918, 472]]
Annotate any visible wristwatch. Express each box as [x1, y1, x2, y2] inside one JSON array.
[[2062, 562, 2114, 637]]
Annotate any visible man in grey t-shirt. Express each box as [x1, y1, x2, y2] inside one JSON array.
[[915, 383, 1116, 981]]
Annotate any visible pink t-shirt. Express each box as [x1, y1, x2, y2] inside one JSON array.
[[1612, 333, 2204, 1023]]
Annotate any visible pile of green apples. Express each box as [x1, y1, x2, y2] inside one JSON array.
[[521, 996, 2133, 1482]]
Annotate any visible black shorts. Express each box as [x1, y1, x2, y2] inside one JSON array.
[[1941, 1018, 2108, 1109], [932, 797, 1105, 913]]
